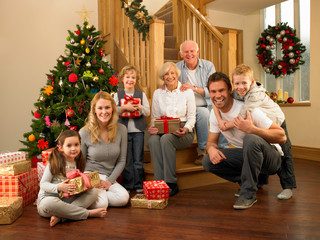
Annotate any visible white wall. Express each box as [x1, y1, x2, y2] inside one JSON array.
[[143, 0, 169, 15], [0, 0, 98, 152]]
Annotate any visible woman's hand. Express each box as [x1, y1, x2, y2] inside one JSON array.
[[58, 179, 76, 193], [173, 127, 188, 138], [148, 126, 159, 135], [97, 179, 112, 190]]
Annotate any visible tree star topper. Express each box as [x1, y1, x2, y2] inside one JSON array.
[[76, 6, 94, 22]]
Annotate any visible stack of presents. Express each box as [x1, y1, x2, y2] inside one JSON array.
[[1, 149, 170, 225], [0, 149, 51, 224], [130, 180, 169, 210]]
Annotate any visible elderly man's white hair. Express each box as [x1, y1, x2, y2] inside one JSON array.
[[179, 40, 199, 54]]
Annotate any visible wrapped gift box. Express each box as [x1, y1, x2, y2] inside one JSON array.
[[143, 180, 169, 200], [0, 197, 23, 224], [0, 160, 31, 176], [154, 117, 181, 134], [37, 161, 47, 182], [130, 194, 168, 210], [0, 168, 38, 207], [62, 171, 101, 198], [120, 98, 141, 118], [41, 148, 54, 163], [0, 152, 26, 166]]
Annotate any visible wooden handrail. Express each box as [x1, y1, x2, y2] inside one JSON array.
[[98, 0, 165, 99], [181, 0, 223, 43]]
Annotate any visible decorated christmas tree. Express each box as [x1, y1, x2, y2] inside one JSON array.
[[20, 20, 118, 158]]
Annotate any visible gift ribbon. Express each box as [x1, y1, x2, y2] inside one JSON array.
[[62, 169, 92, 198], [124, 94, 139, 104], [157, 116, 180, 133]]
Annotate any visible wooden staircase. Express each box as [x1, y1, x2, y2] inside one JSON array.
[[97, 0, 238, 190]]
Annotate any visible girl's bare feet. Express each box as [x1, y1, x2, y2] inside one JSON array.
[[50, 216, 61, 227], [88, 208, 107, 218]]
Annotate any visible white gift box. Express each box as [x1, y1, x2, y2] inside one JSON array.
[[0, 152, 26, 166]]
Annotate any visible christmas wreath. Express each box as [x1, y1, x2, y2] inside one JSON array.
[[256, 22, 306, 78], [120, 0, 153, 41]]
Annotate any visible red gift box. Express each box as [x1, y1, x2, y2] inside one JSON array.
[[143, 180, 169, 200], [120, 95, 141, 118], [0, 168, 38, 207], [0, 152, 26, 166], [41, 148, 54, 163]]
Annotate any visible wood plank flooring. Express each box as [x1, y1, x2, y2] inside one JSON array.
[[1, 158, 320, 240]]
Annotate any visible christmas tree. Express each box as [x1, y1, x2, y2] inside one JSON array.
[[20, 21, 118, 158]]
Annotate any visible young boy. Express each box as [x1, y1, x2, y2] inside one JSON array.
[[213, 64, 296, 200]]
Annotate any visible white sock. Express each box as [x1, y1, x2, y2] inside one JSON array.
[[277, 189, 293, 200]]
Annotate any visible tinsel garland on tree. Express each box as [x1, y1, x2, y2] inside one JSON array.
[[120, 0, 152, 41], [256, 22, 306, 78]]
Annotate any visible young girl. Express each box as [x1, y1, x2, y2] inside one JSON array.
[[37, 130, 107, 227], [213, 64, 296, 200], [113, 65, 150, 192]]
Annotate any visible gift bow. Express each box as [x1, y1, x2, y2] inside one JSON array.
[[124, 94, 139, 104], [62, 169, 92, 198]]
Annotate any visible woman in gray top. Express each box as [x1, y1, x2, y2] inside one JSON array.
[[80, 91, 129, 208]]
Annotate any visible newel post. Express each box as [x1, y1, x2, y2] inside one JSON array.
[[148, 19, 165, 98]]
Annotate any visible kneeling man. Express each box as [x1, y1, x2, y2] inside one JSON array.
[[202, 72, 286, 209]]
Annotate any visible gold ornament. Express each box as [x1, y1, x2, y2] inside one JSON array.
[[93, 75, 99, 82], [110, 91, 116, 98], [75, 57, 82, 65], [85, 48, 90, 54], [58, 57, 63, 61], [80, 39, 86, 45], [51, 120, 61, 128], [86, 24, 92, 30], [39, 95, 45, 102]]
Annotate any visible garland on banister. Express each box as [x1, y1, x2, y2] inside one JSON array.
[[256, 22, 306, 78], [120, 0, 153, 41]]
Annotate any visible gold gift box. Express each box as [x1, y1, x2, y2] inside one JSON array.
[[0, 197, 23, 224], [0, 160, 31, 176], [69, 171, 101, 196], [130, 194, 168, 210], [154, 118, 181, 134]]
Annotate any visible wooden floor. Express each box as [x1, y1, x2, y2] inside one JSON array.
[[2, 158, 320, 240]]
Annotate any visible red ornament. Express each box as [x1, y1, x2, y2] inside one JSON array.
[[34, 110, 42, 119], [66, 107, 74, 117], [64, 60, 71, 66], [287, 97, 294, 103], [76, 30, 81, 35], [70, 126, 78, 131], [99, 68, 104, 74], [68, 73, 78, 83], [92, 59, 97, 65]]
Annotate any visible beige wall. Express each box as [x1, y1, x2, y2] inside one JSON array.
[[0, 0, 98, 152], [1, 0, 319, 152]]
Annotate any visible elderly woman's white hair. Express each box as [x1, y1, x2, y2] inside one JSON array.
[[159, 62, 181, 81]]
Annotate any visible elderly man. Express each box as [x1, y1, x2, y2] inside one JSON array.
[[202, 72, 286, 209], [176, 40, 229, 164]]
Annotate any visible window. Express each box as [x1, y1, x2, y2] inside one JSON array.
[[262, 0, 310, 103]]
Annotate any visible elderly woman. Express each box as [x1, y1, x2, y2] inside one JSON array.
[[79, 91, 129, 209], [148, 62, 196, 197]]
